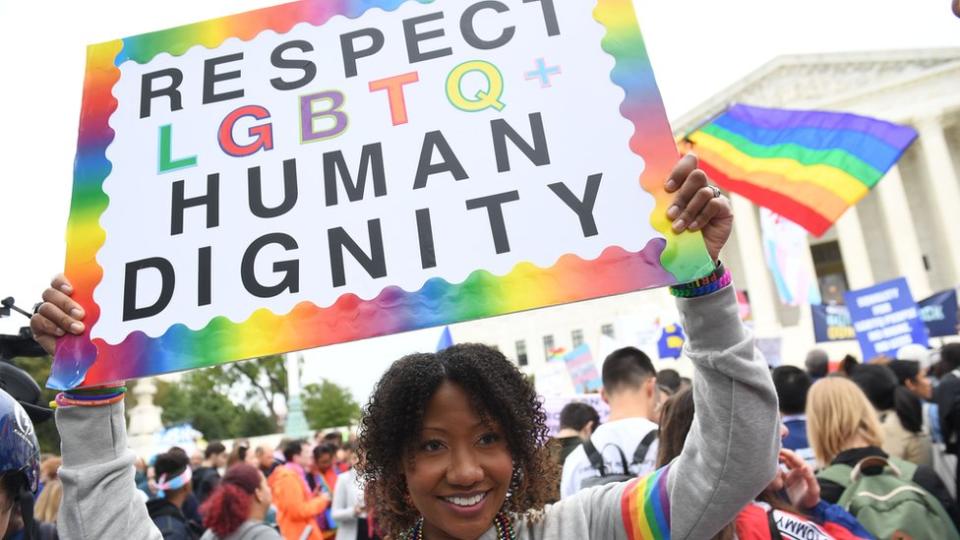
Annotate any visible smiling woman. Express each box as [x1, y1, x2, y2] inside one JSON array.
[[358, 345, 555, 539]]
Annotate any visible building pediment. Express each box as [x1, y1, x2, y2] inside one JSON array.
[[673, 48, 960, 134]]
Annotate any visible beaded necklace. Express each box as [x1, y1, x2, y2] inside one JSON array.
[[405, 512, 516, 540]]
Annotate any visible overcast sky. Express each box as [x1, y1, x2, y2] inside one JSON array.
[[0, 0, 958, 403]]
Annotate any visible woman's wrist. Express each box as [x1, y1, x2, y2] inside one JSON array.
[[669, 261, 731, 298], [52, 385, 126, 408]]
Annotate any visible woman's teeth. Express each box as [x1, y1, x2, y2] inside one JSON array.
[[443, 492, 486, 507]]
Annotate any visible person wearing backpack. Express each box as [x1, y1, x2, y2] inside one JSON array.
[[807, 377, 960, 540], [559, 347, 659, 498]]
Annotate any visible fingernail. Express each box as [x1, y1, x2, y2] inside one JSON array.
[[688, 221, 699, 231], [70, 308, 84, 319], [672, 219, 686, 232], [70, 322, 84, 333], [54, 327, 65, 336], [60, 284, 72, 293], [665, 179, 677, 191], [667, 205, 680, 219]]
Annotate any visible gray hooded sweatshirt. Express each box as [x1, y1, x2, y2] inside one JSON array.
[[55, 285, 778, 540]]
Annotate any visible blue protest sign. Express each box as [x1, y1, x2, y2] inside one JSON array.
[[844, 277, 929, 360], [811, 304, 856, 342], [919, 289, 959, 338]]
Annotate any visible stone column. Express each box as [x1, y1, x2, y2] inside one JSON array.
[[915, 116, 960, 286], [834, 206, 875, 290], [875, 165, 932, 298], [730, 194, 779, 333], [128, 378, 164, 457]]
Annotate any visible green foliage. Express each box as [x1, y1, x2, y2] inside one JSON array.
[[10, 356, 60, 455], [303, 379, 361, 430], [153, 356, 288, 440]]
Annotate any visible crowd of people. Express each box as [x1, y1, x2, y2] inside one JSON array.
[[546, 340, 960, 539], [0, 154, 958, 539]]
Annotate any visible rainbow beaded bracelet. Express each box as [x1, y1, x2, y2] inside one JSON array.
[[669, 262, 731, 298]]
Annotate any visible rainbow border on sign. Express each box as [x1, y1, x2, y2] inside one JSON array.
[[51, 0, 713, 389]]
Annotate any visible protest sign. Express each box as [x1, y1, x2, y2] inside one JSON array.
[[53, 0, 714, 388], [563, 345, 602, 393], [844, 278, 929, 360], [657, 323, 685, 360], [811, 304, 856, 342], [919, 289, 959, 338], [534, 360, 576, 397], [541, 393, 610, 437]]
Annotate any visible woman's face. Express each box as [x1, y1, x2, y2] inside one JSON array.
[[907, 367, 934, 401], [403, 381, 513, 540]]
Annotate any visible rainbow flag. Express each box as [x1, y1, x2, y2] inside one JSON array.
[[688, 104, 918, 236]]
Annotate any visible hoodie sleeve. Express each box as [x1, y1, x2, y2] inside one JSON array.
[[56, 400, 162, 540], [532, 285, 780, 540], [660, 284, 781, 539]]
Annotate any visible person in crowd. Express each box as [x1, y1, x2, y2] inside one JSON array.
[[269, 440, 330, 540], [655, 368, 682, 395], [189, 451, 204, 471], [307, 444, 339, 539], [256, 444, 283, 479], [0, 388, 45, 539], [199, 463, 279, 540], [807, 377, 960, 536], [806, 349, 830, 380], [227, 440, 251, 469], [547, 402, 600, 502], [836, 354, 860, 378], [890, 359, 934, 402], [657, 388, 873, 540], [136, 456, 155, 499], [308, 444, 339, 496], [851, 364, 933, 466], [0, 362, 59, 540], [936, 343, 960, 446], [954, 0, 960, 17], [321, 433, 350, 474], [353, 154, 780, 538], [30, 153, 779, 539], [148, 450, 202, 539], [167, 447, 204, 528], [559, 346, 660, 498], [193, 441, 227, 504], [772, 365, 816, 465], [552, 402, 600, 465], [331, 443, 376, 540], [33, 466, 63, 523]]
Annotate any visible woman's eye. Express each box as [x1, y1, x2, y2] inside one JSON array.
[[421, 440, 445, 452], [478, 432, 501, 446]]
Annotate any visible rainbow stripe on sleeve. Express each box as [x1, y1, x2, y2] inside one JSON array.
[[50, 0, 713, 389], [689, 103, 917, 236], [621, 466, 671, 540]]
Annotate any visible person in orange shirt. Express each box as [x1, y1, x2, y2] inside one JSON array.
[[269, 440, 330, 540]]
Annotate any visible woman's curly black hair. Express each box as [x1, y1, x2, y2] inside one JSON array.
[[356, 343, 557, 534]]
